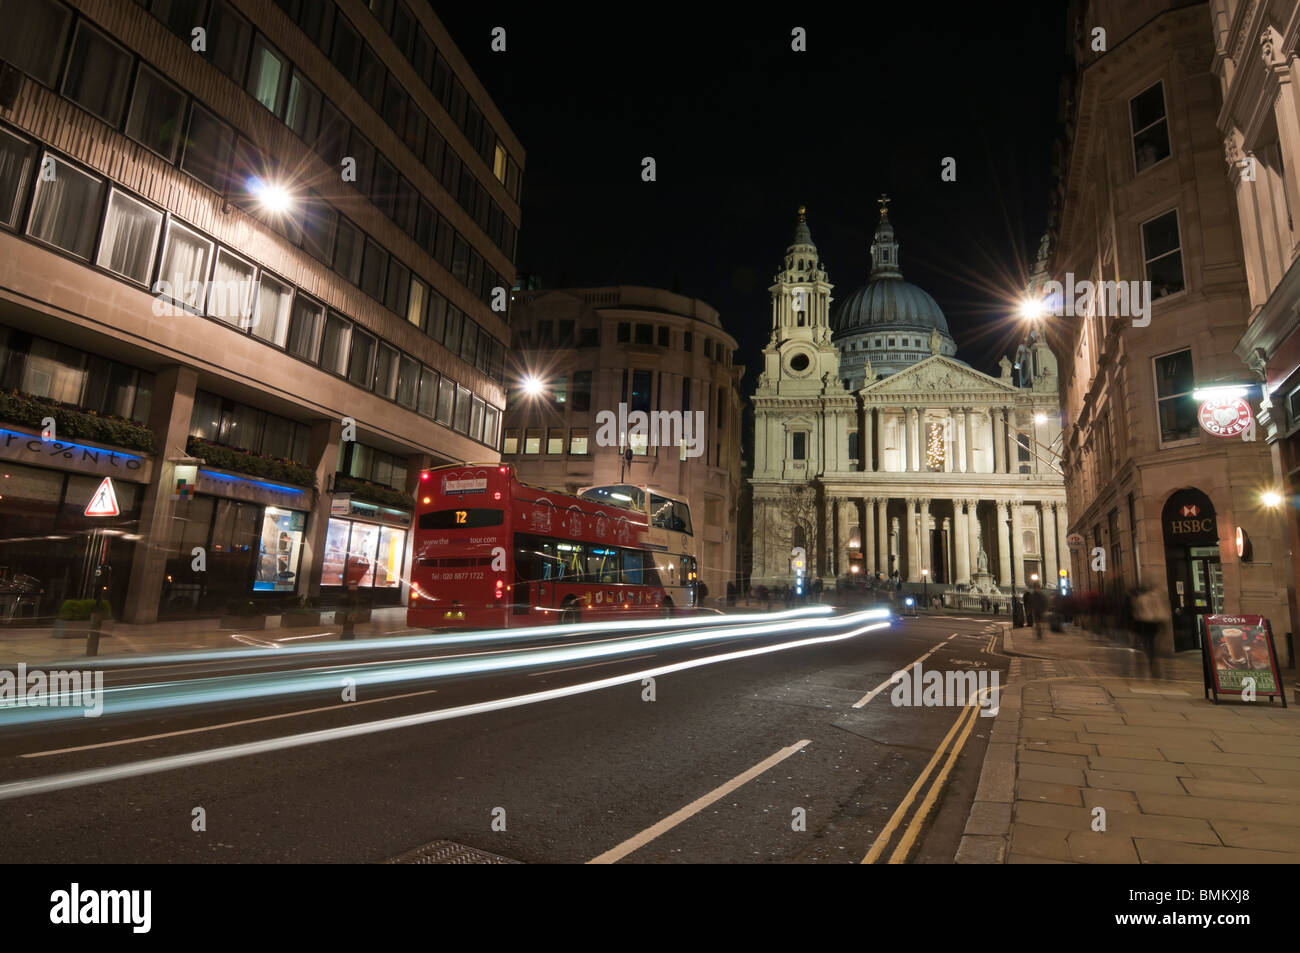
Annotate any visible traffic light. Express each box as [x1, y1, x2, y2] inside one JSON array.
[[1058, 567, 1070, 596]]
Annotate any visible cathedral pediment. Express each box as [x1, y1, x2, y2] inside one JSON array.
[[860, 356, 1019, 397]]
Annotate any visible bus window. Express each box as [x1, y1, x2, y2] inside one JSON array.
[[672, 501, 693, 535], [650, 493, 674, 530], [623, 548, 661, 586], [585, 547, 618, 583]]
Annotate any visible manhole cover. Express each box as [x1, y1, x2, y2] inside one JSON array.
[[384, 840, 522, 864]]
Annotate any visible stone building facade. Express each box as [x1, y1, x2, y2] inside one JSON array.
[[1043, 0, 1291, 658]]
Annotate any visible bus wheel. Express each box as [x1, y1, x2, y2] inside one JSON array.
[[660, 598, 674, 619], [559, 599, 581, 626]]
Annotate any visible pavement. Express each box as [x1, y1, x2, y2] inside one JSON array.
[[958, 621, 1300, 864], [0, 607, 415, 665]]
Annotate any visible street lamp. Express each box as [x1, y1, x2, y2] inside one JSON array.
[[921, 567, 929, 607], [521, 375, 545, 398], [1262, 491, 1283, 508], [252, 179, 293, 213]]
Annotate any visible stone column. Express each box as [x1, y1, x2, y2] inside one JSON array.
[[300, 417, 343, 601], [910, 407, 922, 472], [835, 498, 852, 580], [954, 499, 970, 585], [863, 407, 875, 472], [953, 408, 966, 473], [1043, 501, 1058, 587], [907, 497, 921, 582], [823, 495, 835, 578], [965, 498, 981, 579], [863, 496, 875, 575], [1007, 412, 1021, 474], [899, 408, 909, 473], [993, 408, 1007, 474], [1055, 502, 1070, 584], [122, 365, 199, 624], [997, 500, 1013, 589], [919, 498, 932, 581], [877, 497, 889, 576], [1009, 501, 1025, 592], [751, 500, 765, 582], [964, 407, 975, 473]]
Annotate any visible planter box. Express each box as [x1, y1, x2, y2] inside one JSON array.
[[220, 614, 267, 629], [333, 608, 372, 625], [280, 611, 323, 627]]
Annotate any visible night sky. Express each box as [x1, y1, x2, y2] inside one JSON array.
[[437, 2, 1071, 388]]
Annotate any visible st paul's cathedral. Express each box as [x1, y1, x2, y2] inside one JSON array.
[[750, 200, 1070, 602]]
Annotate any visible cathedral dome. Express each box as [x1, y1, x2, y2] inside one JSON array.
[[831, 279, 949, 335]]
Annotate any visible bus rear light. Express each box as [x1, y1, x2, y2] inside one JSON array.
[[422, 497, 431, 504], [493, 491, 501, 500], [421, 472, 430, 481], [498, 466, 508, 473]]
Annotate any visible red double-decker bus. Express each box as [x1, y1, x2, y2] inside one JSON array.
[[408, 463, 670, 629]]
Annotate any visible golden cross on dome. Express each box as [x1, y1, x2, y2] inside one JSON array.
[[797, 205, 806, 222], [877, 193, 891, 218]]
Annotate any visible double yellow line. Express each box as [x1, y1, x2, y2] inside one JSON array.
[[861, 685, 995, 864]]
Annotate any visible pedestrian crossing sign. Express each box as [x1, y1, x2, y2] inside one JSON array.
[[84, 477, 120, 517]]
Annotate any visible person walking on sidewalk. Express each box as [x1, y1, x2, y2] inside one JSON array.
[[1129, 585, 1164, 679]]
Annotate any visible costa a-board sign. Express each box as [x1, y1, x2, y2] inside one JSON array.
[[1200, 615, 1287, 706], [1198, 396, 1253, 437]]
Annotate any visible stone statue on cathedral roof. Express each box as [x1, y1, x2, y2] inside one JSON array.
[[929, 328, 942, 356]]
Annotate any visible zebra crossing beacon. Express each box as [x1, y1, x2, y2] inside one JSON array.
[[408, 464, 675, 629]]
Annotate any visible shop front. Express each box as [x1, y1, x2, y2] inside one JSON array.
[[321, 495, 412, 607], [0, 427, 152, 622], [1161, 488, 1224, 653], [158, 468, 311, 616]]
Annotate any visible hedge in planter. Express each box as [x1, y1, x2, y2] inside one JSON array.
[[0, 390, 155, 453], [187, 435, 316, 488], [334, 474, 415, 511]]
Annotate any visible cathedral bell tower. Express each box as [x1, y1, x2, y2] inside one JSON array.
[[755, 206, 843, 398]]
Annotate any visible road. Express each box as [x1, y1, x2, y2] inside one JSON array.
[[0, 610, 1008, 863]]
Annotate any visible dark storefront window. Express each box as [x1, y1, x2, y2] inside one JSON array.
[[189, 390, 310, 463], [0, 464, 142, 620], [0, 326, 154, 423]]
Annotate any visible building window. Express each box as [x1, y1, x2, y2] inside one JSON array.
[[848, 431, 859, 461], [126, 66, 186, 162], [570, 428, 589, 454], [503, 428, 519, 454], [1154, 348, 1198, 444], [156, 220, 213, 312], [208, 248, 257, 328], [704, 339, 713, 358], [0, 0, 71, 87], [28, 155, 104, 260], [547, 428, 564, 454], [333, 218, 363, 285], [1130, 80, 1171, 173], [286, 294, 323, 360], [792, 431, 806, 460], [182, 105, 235, 192], [407, 276, 427, 330], [247, 35, 290, 116], [657, 326, 670, 347], [483, 405, 500, 446], [348, 329, 376, 388], [635, 323, 653, 346], [418, 366, 439, 418], [384, 258, 410, 315], [252, 273, 293, 347], [320, 311, 351, 376], [617, 322, 631, 343], [359, 237, 387, 300], [0, 129, 34, 229], [97, 189, 163, 285], [207, 2, 252, 81], [454, 384, 472, 433], [572, 371, 592, 412], [300, 191, 336, 264], [373, 343, 399, 400], [550, 375, 567, 409], [1142, 209, 1184, 299], [285, 71, 322, 141], [524, 428, 541, 454], [435, 376, 455, 426]]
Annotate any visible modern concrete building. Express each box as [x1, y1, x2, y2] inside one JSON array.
[[1042, 0, 1290, 658], [501, 286, 744, 599], [750, 205, 1068, 600], [1214, 0, 1300, 651], [0, 0, 521, 622]]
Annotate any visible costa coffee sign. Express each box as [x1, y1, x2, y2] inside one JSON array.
[[1198, 397, 1252, 437]]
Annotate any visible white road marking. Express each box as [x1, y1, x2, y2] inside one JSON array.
[[587, 739, 812, 864], [851, 633, 957, 709], [21, 689, 441, 758]]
